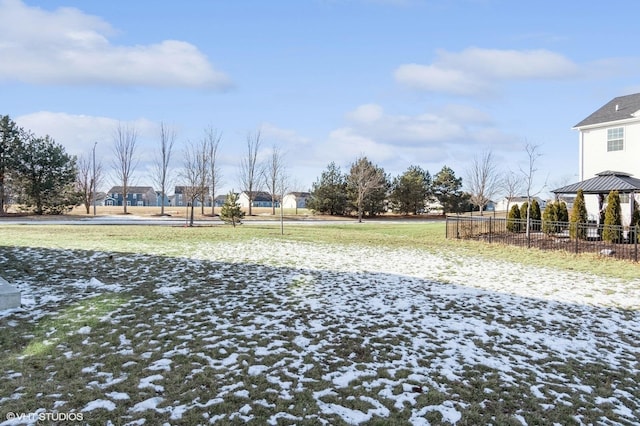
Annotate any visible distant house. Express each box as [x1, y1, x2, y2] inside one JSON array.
[[238, 191, 279, 208], [155, 191, 171, 207], [495, 196, 546, 212], [214, 194, 228, 207], [106, 186, 157, 207], [170, 186, 211, 207], [282, 192, 310, 209]]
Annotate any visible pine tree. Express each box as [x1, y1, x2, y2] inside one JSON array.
[[570, 189, 588, 239], [602, 190, 622, 243], [219, 191, 245, 227], [507, 204, 520, 232]]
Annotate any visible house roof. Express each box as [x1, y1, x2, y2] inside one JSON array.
[[552, 171, 640, 194], [174, 186, 209, 194], [573, 93, 640, 128], [286, 191, 311, 198], [107, 186, 155, 194], [241, 191, 273, 201]]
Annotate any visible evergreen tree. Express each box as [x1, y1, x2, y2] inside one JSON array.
[[530, 198, 541, 231], [0, 115, 22, 214], [432, 165, 463, 215], [307, 162, 347, 215], [219, 191, 245, 227], [389, 165, 431, 215], [520, 201, 529, 220], [14, 134, 79, 215], [602, 190, 622, 243], [556, 201, 569, 223], [542, 202, 557, 235], [631, 196, 640, 243], [570, 189, 588, 239], [507, 204, 521, 232]]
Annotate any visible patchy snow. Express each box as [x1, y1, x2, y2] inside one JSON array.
[[82, 399, 116, 412], [1, 238, 639, 424]]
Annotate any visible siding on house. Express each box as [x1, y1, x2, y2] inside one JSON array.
[[106, 186, 157, 206], [573, 93, 640, 181], [282, 192, 310, 209], [238, 191, 279, 208]]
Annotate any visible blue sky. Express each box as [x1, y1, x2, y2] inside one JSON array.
[[2, 0, 640, 196]]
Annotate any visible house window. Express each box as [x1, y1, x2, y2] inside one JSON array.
[[620, 193, 630, 204], [607, 127, 624, 152]]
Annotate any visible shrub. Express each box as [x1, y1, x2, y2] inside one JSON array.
[[506, 204, 521, 232], [542, 202, 557, 235], [569, 189, 588, 240], [556, 201, 569, 223], [602, 190, 622, 243], [530, 199, 541, 231], [220, 191, 245, 227]]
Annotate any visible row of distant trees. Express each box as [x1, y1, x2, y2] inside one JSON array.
[[306, 145, 543, 222], [307, 158, 471, 221], [0, 114, 291, 220]]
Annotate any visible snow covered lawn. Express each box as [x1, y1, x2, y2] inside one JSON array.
[[1, 239, 639, 425]]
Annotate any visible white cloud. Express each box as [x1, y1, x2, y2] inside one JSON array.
[[0, 0, 231, 88], [15, 111, 158, 159], [395, 47, 579, 95]]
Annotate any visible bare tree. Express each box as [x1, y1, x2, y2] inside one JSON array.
[[181, 140, 207, 227], [112, 123, 139, 214], [347, 156, 387, 223], [196, 141, 209, 215], [239, 131, 263, 216], [466, 150, 501, 215], [152, 122, 176, 216], [520, 141, 545, 241], [204, 127, 223, 216], [76, 153, 103, 214], [264, 144, 286, 215], [501, 169, 523, 215]]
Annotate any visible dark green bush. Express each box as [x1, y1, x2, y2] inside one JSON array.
[[506, 204, 521, 232]]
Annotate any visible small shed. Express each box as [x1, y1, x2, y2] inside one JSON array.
[[552, 171, 640, 225]]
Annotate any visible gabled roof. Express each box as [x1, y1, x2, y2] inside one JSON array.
[[107, 186, 155, 194], [573, 93, 640, 128], [552, 171, 640, 194], [243, 191, 273, 202], [286, 191, 311, 198]]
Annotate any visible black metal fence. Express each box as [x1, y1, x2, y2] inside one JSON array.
[[446, 215, 639, 262]]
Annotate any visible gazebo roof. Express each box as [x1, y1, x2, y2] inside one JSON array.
[[552, 171, 640, 194]]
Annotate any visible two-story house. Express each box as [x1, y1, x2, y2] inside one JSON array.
[[553, 93, 640, 224], [106, 186, 157, 207], [573, 92, 640, 181]]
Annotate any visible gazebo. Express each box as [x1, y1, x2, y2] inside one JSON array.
[[552, 171, 640, 224]]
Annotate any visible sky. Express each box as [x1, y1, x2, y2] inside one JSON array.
[[2, 0, 640, 197]]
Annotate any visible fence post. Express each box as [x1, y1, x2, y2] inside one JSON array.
[[575, 225, 579, 254], [456, 216, 459, 239], [633, 225, 638, 262], [489, 217, 492, 243]]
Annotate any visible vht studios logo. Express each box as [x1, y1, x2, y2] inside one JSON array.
[[5, 411, 84, 422]]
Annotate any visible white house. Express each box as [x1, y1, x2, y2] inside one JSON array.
[[494, 196, 546, 213], [282, 192, 310, 210], [238, 191, 278, 208], [555, 93, 640, 225], [573, 93, 640, 181]]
